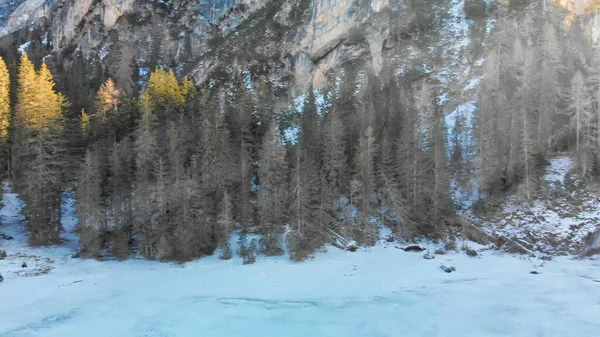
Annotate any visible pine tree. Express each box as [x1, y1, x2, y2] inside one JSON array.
[[568, 71, 593, 175], [352, 126, 379, 244], [133, 109, 158, 258], [228, 86, 255, 230], [257, 121, 287, 256], [477, 50, 504, 195], [300, 84, 321, 163], [428, 100, 452, 234], [217, 191, 234, 259], [106, 138, 134, 259], [354, 126, 378, 215], [288, 149, 321, 261], [322, 105, 348, 197], [536, 23, 563, 154], [77, 148, 105, 256], [514, 36, 539, 199], [588, 44, 600, 154]]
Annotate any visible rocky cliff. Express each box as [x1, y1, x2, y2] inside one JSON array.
[[0, 0, 593, 102]]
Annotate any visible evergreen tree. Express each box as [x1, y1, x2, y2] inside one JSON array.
[[217, 191, 234, 259], [257, 121, 287, 256], [77, 148, 105, 256], [288, 149, 321, 261], [133, 109, 158, 258], [568, 71, 593, 175], [352, 126, 379, 244], [300, 84, 321, 163], [106, 138, 134, 259], [536, 23, 562, 154]]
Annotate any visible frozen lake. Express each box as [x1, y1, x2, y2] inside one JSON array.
[[1, 241, 600, 337]]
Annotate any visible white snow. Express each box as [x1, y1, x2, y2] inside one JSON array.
[[2, 182, 600, 336], [17, 41, 30, 54], [282, 125, 299, 144], [98, 44, 111, 61], [544, 156, 574, 185], [482, 156, 600, 255]]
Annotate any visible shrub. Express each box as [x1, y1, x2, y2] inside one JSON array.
[[287, 230, 315, 262], [243, 239, 257, 265], [462, 245, 478, 257], [220, 244, 232, 260], [444, 239, 457, 251]]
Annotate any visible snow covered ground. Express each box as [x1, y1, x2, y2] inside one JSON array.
[[2, 182, 600, 336], [481, 156, 600, 255]]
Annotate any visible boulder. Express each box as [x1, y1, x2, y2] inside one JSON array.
[[0, 272, 3, 283], [440, 264, 456, 273], [403, 245, 425, 252], [465, 248, 478, 257], [530, 270, 541, 275], [0, 233, 14, 240], [423, 251, 435, 260], [21, 262, 27, 268]]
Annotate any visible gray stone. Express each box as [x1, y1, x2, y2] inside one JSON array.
[[440, 264, 455, 273], [403, 245, 425, 252], [423, 251, 435, 260]]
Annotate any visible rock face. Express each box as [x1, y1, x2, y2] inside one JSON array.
[[0, 0, 427, 93], [0, 0, 55, 36], [0, 0, 26, 28], [0, 0, 592, 98]]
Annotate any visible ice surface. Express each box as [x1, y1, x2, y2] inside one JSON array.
[[1, 241, 600, 336]]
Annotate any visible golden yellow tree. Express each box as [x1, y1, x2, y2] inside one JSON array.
[[14, 55, 68, 245], [80, 109, 90, 135], [96, 78, 120, 121], [141, 67, 187, 119], [14, 53, 37, 132], [0, 56, 10, 147]]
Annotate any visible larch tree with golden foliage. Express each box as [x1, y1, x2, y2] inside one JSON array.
[[141, 67, 186, 120], [0, 56, 10, 173], [14, 53, 68, 245]]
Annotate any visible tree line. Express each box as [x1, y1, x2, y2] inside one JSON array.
[[0, 51, 457, 261], [0, 1, 598, 262], [476, 3, 600, 202]]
